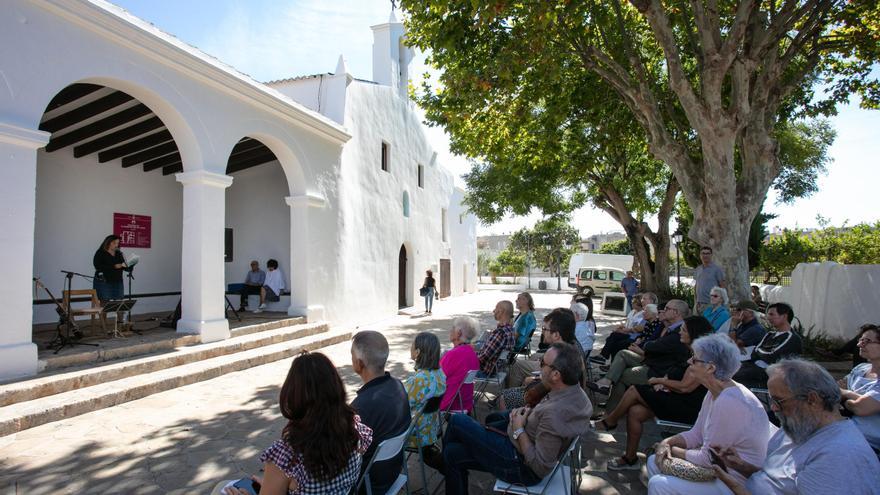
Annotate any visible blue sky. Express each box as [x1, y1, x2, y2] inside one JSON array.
[[110, 0, 880, 237]]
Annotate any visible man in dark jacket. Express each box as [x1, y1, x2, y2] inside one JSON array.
[[733, 302, 802, 389], [350, 331, 411, 494], [588, 299, 691, 411]]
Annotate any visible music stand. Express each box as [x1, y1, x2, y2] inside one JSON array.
[[102, 299, 137, 338]]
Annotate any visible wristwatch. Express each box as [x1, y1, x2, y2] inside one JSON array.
[[512, 427, 525, 440]]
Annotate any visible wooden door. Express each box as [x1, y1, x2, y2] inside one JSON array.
[[399, 245, 407, 308], [439, 258, 451, 298]]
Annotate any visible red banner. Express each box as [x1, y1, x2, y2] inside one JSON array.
[[113, 213, 151, 248]]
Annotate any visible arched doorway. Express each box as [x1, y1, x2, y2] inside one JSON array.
[[398, 245, 407, 308]]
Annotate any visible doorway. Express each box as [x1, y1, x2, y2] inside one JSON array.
[[439, 258, 451, 298], [398, 245, 407, 308]]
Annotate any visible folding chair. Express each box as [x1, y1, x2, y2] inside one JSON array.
[[509, 325, 538, 363], [654, 417, 694, 432], [354, 425, 413, 495], [405, 395, 444, 494], [443, 369, 479, 416], [473, 350, 509, 407], [493, 437, 581, 495]]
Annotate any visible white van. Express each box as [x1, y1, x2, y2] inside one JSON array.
[[576, 266, 628, 296], [567, 253, 634, 287]]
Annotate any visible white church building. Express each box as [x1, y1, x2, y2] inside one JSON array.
[[0, 0, 477, 380]]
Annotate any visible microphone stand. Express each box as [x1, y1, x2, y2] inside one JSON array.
[[124, 265, 141, 334]]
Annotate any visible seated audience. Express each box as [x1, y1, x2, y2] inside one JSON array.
[[646, 334, 769, 494], [702, 286, 731, 332], [237, 260, 265, 312], [350, 331, 411, 494], [439, 316, 481, 413], [441, 343, 591, 494], [571, 301, 596, 359], [712, 359, 880, 494], [500, 308, 578, 410], [253, 258, 285, 313], [727, 300, 766, 355], [597, 292, 657, 363], [588, 300, 695, 411], [512, 292, 537, 352], [218, 352, 371, 495], [733, 303, 802, 389], [750, 285, 766, 312], [839, 324, 880, 451], [404, 332, 446, 455], [476, 300, 516, 375], [635, 304, 665, 345], [594, 316, 712, 470]]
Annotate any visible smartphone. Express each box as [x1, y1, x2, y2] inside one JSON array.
[[708, 449, 728, 472], [232, 478, 261, 495]]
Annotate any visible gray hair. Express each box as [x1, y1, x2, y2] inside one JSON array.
[[569, 302, 589, 321], [351, 330, 389, 373], [548, 342, 584, 386], [767, 359, 841, 412], [452, 316, 479, 342], [710, 286, 730, 305], [641, 292, 659, 304], [691, 334, 741, 380], [413, 332, 441, 371], [666, 299, 691, 318], [644, 304, 658, 318]]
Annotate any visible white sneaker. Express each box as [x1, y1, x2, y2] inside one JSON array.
[[252, 308, 262, 313], [258, 303, 267, 310]]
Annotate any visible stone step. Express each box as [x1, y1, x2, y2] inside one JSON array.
[[0, 327, 352, 436], [39, 316, 307, 372], [0, 319, 318, 408]]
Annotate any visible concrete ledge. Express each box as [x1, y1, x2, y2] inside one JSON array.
[[0, 342, 39, 382], [0, 328, 351, 436]]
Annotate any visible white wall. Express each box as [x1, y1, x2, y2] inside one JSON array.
[[767, 262, 880, 340], [33, 147, 182, 323], [224, 161, 291, 290]]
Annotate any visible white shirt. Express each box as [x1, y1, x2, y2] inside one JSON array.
[[264, 268, 285, 296]]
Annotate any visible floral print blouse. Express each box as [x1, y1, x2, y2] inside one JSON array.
[[404, 368, 446, 447]]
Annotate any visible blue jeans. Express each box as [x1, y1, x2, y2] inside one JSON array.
[[442, 413, 541, 494], [94, 279, 124, 302], [424, 287, 435, 312]]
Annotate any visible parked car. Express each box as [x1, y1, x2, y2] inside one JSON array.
[[567, 253, 634, 288], [576, 266, 628, 296]]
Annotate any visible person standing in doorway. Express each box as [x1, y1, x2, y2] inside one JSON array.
[[422, 269, 436, 315], [694, 246, 726, 314], [238, 260, 265, 312], [93, 234, 128, 302]]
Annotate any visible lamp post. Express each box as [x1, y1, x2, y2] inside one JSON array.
[[672, 229, 683, 287], [527, 233, 532, 290]]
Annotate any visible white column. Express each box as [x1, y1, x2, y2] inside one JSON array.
[[0, 123, 50, 380], [286, 193, 325, 322], [176, 170, 234, 342]]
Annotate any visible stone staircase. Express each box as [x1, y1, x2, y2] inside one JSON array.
[[0, 319, 351, 436]]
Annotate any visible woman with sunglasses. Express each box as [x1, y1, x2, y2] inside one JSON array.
[[702, 286, 731, 332], [839, 324, 880, 451]]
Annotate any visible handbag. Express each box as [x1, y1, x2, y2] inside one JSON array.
[[657, 455, 716, 482], [420, 287, 430, 297]]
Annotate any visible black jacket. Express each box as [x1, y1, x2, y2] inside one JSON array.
[[643, 324, 691, 377]]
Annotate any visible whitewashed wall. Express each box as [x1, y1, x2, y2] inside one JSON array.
[[449, 187, 478, 295], [224, 162, 291, 292], [32, 147, 182, 324]]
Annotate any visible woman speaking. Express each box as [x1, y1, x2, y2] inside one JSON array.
[[93, 234, 127, 302]]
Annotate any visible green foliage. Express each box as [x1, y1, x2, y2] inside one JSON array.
[[773, 120, 836, 204], [759, 222, 880, 278], [760, 230, 814, 282], [491, 248, 527, 282], [597, 239, 634, 255], [509, 216, 581, 276], [668, 282, 695, 310], [799, 324, 846, 361]]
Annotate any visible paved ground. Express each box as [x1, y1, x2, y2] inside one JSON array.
[[0, 288, 650, 494]]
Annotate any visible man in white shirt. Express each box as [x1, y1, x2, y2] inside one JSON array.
[[254, 258, 285, 313]]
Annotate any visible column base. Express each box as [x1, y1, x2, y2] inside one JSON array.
[[288, 304, 324, 322], [0, 341, 38, 381], [177, 318, 230, 343]]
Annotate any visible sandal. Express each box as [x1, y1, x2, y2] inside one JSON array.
[[586, 381, 611, 395], [591, 418, 617, 432], [607, 455, 640, 471]]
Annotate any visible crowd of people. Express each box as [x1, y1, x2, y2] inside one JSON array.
[[216, 249, 880, 494]]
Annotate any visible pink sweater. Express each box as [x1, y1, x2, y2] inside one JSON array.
[[679, 383, 770, 485], [439, 344, 480, 412]]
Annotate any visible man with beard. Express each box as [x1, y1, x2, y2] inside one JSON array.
[[712, 359, 879, 494]]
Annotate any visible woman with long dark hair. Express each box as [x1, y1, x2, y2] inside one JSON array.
[[93, 234, 127, 302], [222, 352, 372, 495]]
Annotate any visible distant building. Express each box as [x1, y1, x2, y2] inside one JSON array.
[[477, 234, 511, 259], [581, 232, 627, 252]]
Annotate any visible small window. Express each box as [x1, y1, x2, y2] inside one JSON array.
[[441, 208, 448, 242], [418, 164, 424, 188], [403, 191, 410, 217], [610, 270, 626, 281], [381, 141, 390, 172], [594, 270, 608, 280], [580, 269, 592, 279]]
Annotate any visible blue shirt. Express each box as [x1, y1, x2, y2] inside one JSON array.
[[620, 276, 639, 296], [244, 269, 265, 286], [847, 363, 880, 450], [702, 305, 731, 332], [513, 311, 536, 350], [734, 317, 766, 347]]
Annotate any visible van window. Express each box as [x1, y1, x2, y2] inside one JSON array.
[[610, 271, 625, 282], [580, 269, 592, 279], [594, 270, 607, 280]]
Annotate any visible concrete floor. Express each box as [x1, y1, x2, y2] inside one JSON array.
[[2, 288, 649, 494]]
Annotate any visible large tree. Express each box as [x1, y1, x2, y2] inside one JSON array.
[[400, 0, 878, 300]]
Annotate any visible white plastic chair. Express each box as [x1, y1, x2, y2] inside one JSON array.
[[492, 437, 580, 495], [355, 425, 413, 495], [443, 369, 479, 416], [473, 350, 509, 406]]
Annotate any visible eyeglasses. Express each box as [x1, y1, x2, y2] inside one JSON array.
[[539, 357, 558, 371], [710, 294, 720, 298], [858, 338, 880, 345], [690, 357, 711, 366], [768, 394, 805, 409], [541, 325, 556, 334]]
